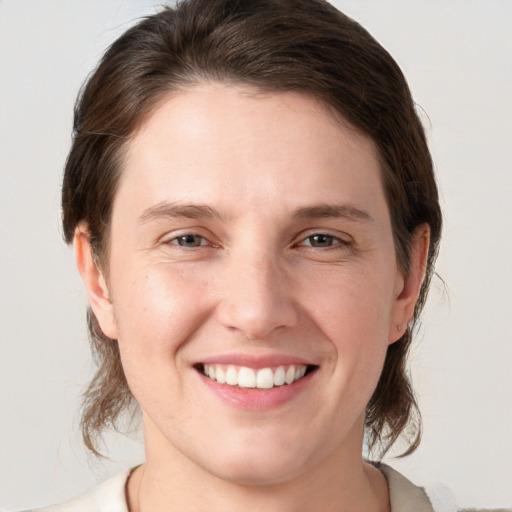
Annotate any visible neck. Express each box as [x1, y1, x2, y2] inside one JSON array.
[[127, 416, 389, 512]]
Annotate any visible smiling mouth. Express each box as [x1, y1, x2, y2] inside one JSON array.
[[196, 363, 317, 389]]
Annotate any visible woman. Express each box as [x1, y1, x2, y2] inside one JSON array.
[[27, 0, 444, 510]]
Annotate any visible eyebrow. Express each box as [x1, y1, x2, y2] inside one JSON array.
[[293, 204, 373, 222], [138, 202, 223, 223], [138, 201, 372, 224]]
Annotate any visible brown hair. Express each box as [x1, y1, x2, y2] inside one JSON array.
[[62, 0, 442, 457]]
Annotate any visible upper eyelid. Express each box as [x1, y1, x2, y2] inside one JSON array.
[[159, 228, 214, 242], [163, 234, 219, 252], [295, 229, 353, 244], [168, 233, 213, 246], [170, 233, 205, 242], [296, 236, 350, 249], [300, 233, 343, 242]]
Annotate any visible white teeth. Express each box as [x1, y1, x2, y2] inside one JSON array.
[[225, 365, 238, 386], [256, 368, 274, 389], [216, 366, 226, 384], [202, 363, 309, 389], [285, 365, 296, 384], [238, 367, 256, 388], [273, 366, 286, 386]]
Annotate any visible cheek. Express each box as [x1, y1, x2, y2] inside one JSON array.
[[109, 263, 213, 362], [107, 265, 212, 412], [303, 264, 395, 339], [303, 267, 393, 391]]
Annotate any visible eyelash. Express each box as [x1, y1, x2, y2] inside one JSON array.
[[168, 233, 213, 248], [166, 232, 351, 251], [296, 233, 350, 250]]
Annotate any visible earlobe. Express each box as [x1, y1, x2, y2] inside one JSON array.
[[74, 226, 118, 340], [388, 224, 430, 345]]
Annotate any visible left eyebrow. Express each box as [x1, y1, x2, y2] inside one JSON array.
[[292, 203, 373, 223], [138, 201, 224, 224]]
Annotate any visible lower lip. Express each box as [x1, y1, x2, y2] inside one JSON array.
[[198, 370, 316, 410]]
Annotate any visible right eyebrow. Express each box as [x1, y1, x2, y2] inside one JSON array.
[[293, 203, 373, 223], [138, 201, 223, 224]]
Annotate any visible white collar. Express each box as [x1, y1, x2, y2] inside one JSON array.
[[32, 464, 438, 512]]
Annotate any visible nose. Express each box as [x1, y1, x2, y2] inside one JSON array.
[[216, 249, 299, 340]]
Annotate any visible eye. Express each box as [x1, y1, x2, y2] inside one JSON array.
[[299, 233, 345, 248], [170, 234, 209, 248]]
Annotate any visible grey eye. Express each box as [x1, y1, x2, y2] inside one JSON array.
[[306, 234, 336, 247], [173, 234, 206, 247]]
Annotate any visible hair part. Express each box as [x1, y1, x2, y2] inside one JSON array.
[[62, 0, 442, 458]]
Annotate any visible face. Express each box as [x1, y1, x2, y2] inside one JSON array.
[[81, 84, 420, 486]]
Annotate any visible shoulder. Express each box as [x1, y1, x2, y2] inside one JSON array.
[[378, 463, 437, 512], [10, 465, 507, 512], [21, 469, 131, 512], [378, 464, 509, 512]]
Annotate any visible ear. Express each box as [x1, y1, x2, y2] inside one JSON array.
[[388, 224, 430, 344], [74, 225, 119, 340]]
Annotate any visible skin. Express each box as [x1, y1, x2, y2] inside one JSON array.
[[75, 84, 429, 512]]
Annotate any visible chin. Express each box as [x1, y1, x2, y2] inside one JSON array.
[[193, 427, 321, 487], [204, 453, 309, 487]]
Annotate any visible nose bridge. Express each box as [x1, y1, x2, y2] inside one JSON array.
[[217, 241, 298, 339]]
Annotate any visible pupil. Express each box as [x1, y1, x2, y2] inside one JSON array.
[[311, 234, 332, 247], [180, 235, 200, 246]]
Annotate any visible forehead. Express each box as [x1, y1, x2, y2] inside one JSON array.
[[117, 84, 387, 221]]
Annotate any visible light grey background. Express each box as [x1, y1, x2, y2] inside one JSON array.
[[1, 0, 511, 510]]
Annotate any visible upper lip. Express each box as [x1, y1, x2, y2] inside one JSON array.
[[196, 353, 317, 369]]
